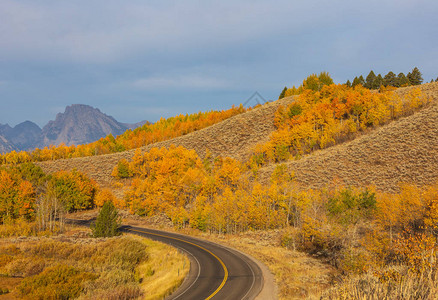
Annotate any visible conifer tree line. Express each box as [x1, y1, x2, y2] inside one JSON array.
[[279, 67, 435, 100], [346, 67, 425, 89]]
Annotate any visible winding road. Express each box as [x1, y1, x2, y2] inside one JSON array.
[[67, 219, 264, 299], [121, 226, 264, 300]]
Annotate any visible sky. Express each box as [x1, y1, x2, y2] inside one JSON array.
[[0, 0, 437, 128]]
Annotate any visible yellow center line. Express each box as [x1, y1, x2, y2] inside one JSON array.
[[128, 228, 228, 300]]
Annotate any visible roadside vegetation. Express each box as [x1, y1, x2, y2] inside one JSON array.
[[0, 164, 188, 299], [0, 229, 188, 299]]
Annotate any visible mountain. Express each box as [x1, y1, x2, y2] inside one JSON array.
[[41, 104, 130, 147], [5, 121, 42, 150], [0, 134, 16, 154], [0, 121, 42, 153], [0, 104, 147, 152], [122, 120, 150, 130]]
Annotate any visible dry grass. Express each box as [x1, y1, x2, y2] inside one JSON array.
[[256, 82, 438, 193], [36, 83, 438, 194], [200, 230, 337, 300], [35, 96, 296, 190], [138, 237, 189, 300], [0, 226, 189, 300], [322, 266, 438, 299]]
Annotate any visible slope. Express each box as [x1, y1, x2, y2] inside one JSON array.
[[36, 96, 296, 187], [37, 82, 438, 193], [256, 82, 438, 192]]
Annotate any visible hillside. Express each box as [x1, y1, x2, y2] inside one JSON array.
[[36, 96, 296, 187], [256, 82, 438, 192], [37, 82, 438, 193]]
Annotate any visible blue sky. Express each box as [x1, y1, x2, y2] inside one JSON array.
[[0, 0, 437, 127]]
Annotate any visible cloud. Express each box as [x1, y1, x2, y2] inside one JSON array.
[[4, 0, 413, 64], [131, 75, 231, 90]]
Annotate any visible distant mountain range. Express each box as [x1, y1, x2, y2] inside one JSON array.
[[0, 104, 147, 153]]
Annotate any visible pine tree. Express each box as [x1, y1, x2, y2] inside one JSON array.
[[92, 201, 121, 237], [358, 75, 365, 86], [352, 76, 360, 87], [373, 74, 383, 89], [397, 73, 409, 87], [383, 71, 397, 87], [407, 67, 423, 85], [278, 87, 287, 99], [365, 71, 376, 89], [346, 80, 351, 87]]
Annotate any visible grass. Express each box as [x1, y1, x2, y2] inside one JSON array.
[[196, 229, 337, 300], [120, 214, 338, 300], [36, 82, 438, 196], [0, 226, 189, 300], [138, 238, 189, 300]]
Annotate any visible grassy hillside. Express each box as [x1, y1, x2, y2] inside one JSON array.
[[37, 82, 438, 193], [36, 96, 296, 188], [257, 82, 438, 192]]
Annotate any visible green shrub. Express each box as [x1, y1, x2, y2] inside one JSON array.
[[327, 188, 376, 225]]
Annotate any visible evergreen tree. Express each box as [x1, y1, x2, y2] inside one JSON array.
[[358, 75, 365, 86], [373, 74, 383, 89], [351, 76, 360, 87], [92, 201, 121, 237], [278, 87, 287, 99], [407, 67, 423, 85], [365, 70, 376, 89], [346, 80, 351, 87], [383, 71, 397, 87], [397, 73, 409, 87]]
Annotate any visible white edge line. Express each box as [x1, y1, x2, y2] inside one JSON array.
[[171, 247, 201, 300]]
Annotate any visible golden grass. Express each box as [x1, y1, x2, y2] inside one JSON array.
[[137, 236, 189, 300], [120, 214, 337, 300], [0, 226, 189, 300], [197, 230, 337, 300]]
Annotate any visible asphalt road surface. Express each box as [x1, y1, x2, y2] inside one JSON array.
[[121, 226, 264, 300]]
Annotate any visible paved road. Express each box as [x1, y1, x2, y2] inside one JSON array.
[[121, 226, 264, 300], [66, 219, 264, 299]]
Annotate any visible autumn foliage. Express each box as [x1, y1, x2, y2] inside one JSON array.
[[252, 84, 429, 164], [0, 164, 100, 227]]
